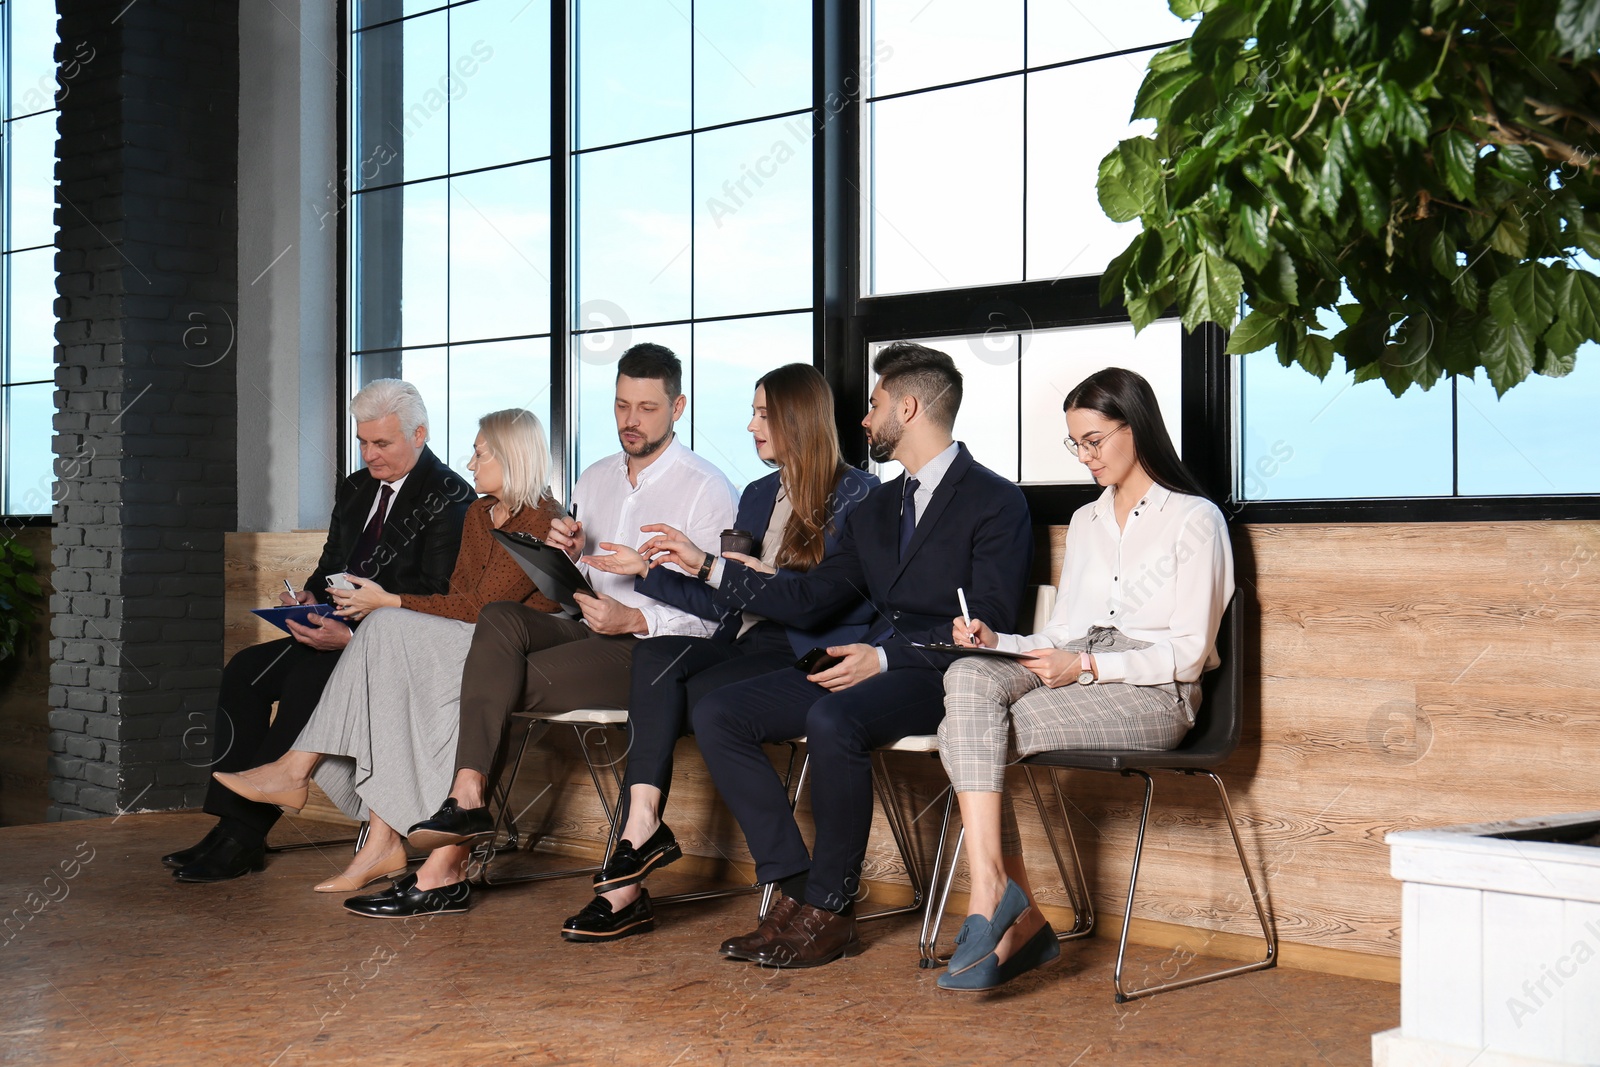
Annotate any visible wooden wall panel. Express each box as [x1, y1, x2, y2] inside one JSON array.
[[218, 519, 1600, 975]]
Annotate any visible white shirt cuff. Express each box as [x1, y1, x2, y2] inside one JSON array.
[[875, 647, 889, 673]]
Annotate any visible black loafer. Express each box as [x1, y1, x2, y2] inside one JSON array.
[[592, 823, 682, 890], [406, 797, 494, 850], [343, 873, 471, 919], [561, 889, 655, 942], [172, 832, 266, 883], [162, 823, 227, 869]]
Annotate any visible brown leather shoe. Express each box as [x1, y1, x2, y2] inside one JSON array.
[[719, 894, 802, 961], [753, 903, 860, 969]]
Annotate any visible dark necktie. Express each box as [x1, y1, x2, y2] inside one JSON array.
[[347, 484, 394, 579], [899, 478, 920, 559]]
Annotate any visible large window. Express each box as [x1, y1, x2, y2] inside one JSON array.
[[2, 0, 58, 516]]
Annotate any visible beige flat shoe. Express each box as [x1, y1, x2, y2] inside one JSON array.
[[211, 771, 308, 815], [314, 844, 412, 893]]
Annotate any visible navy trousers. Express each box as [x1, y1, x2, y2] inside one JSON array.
[[691, 664, 946, 913]]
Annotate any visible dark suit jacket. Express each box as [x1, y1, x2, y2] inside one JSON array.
[[635, 466, 879, 657], [306, 444, 475, 604], [721, 444, 1032, 671]]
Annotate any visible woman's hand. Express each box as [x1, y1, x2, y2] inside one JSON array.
[[1020, 648, 1082, 688], [581, 542, 650, 578], [637, 523, 708, 575], [329, 575, 401, 620], [952, 616, 997, 648], [722, 551, 775, 576]]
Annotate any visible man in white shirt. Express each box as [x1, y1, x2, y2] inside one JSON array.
[[365, 344, 738, 915]]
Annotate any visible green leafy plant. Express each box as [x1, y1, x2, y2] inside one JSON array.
[[1099, 0, 1600, 396], [0, 536, 42, 662]]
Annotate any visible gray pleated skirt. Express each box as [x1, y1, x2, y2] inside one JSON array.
[[294, 607, 474, 831]]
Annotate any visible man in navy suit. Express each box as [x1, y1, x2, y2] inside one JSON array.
[[694, 342, 1033, 968]]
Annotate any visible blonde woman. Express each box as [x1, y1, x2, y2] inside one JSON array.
[[214, 409, 563, 905]]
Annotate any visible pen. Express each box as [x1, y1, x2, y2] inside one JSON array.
[[283, 579, 296, 598], [957, 587, 971, 627]]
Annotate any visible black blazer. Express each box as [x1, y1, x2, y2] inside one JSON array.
[[306, 445, 475, 604], [721, 444, 1033, 671]]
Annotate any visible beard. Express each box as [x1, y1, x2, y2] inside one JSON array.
[[621, 425, 673, 458], [866, 413, 902, 464]]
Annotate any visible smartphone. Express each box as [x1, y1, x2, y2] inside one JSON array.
[[326, 573, 355, 591], [794, 647, 844, 674]]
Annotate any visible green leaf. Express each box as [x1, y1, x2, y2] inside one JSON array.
[[1177, 251, 1245, 331], [1489, 144, 1537, 185], [1256, 247, 1300, 305], [1318, 117, 1354, 218], [1477, 317, 1537, 396], [1489, 266, 1556, 337], [1434, 130, 1477, 201], [1227, 203, 1271, 271], [1490, 210, 1530, 258], [1168, 0, 1216, 18], [1330, 0, 1369, 40], [1380, 82, 1429, 145], [1097, 143, 1145, 223], [1563, 270, 1600, 338], [1133, 66, 1201, 123], [1300, 333, 1335, 377], [1100, 235, 1140, 308], [1450, 267, 1480, 311], [1544, 315, 1585, 361], [1349, 165, 1386, 236], [15, 574, 39, 597], [1537, 343, 1578, 378], [1127, 283, 1176, 332], [1429, 229, 1459, 276], [1225, 308, 1280, 354], [1556, 0, 1600, 55]]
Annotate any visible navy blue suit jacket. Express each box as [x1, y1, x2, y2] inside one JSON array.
[[634, 465, 880, 657], [721, 444, 1032, 671]]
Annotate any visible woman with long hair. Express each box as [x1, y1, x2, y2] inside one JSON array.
[[934, 366, 1234, 990], [212, 409, 564, 901], [559, 362, 878, 942]]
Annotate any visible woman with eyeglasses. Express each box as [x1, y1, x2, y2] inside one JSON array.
[[933, 366, 1234, 990]]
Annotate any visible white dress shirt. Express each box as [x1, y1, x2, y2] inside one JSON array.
[[995, 483, 1234, 685], [363, 471, 408, 525], [572, 436, 739, 638]]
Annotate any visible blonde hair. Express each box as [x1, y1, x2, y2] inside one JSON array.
[[351, 378, 429, 440], [477, 408, 550, 515]]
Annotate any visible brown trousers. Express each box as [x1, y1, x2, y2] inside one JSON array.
[[454, 601, 636, 775]]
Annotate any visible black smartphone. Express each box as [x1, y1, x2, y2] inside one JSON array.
[[794, 647, 844, 674]]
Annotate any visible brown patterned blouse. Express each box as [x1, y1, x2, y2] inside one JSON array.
[[396, 494, 563, 622]]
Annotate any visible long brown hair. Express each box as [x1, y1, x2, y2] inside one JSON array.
[[756, 363, 847, 572]]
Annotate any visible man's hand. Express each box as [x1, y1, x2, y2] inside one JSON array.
[[279, 589, 316, 606], [805, 643, 880, 692], [545, 515, 585, 560], [285, 613, 353, 651], [573, 591, 647, 635], [582, 542, 649, 579], [1020, 649, 1080, 688]]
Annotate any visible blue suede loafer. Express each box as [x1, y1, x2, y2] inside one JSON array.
[[946, 878, 1030, 975], [937, 921, 1060, 991]]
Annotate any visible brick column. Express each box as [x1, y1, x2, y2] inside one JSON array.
[[47, 0, 239, 819]]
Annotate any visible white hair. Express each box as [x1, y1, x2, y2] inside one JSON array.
[[477, 408, 551, 515], [350, 378, 429, 441]]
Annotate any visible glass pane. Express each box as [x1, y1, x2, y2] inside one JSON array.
[[574, 0, 690, 149], [449, 0, 550, 173], [1027, 0, 1192, 67], [1238, 351, 1453, 500], [574, 137, 692, 327], [867, 333, 1020, 484], [353, 10, 448, 188], [449, 161, 551, 342], [1457, 346, 1600, 495], [393, 344, 449, 466], [446, 337, 552, 477], [7, 112, 56, 251], [1020, 320, 1183, 484], [352, 179, 448, 352], [572, 323, 691, 480], [5, 382, 53, 514], [869, 78, 1023, 295], [692, 0, 810, 128], [869, 0, 1023, 98], [1026, 54, 1156, 281], [693, 117, 812, 320], [690, 313, 812, 491], [7, 0, 57, 118], [6, 246, 55, 383], [352, 0, 402, 31]]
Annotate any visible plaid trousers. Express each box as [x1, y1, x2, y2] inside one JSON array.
[[938, 627, 1200, 854]]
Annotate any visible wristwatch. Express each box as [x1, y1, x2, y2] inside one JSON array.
[[1076, 652, 1096, 685], [696, 554, 715, 581]]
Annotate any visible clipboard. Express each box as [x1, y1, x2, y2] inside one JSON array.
[[913, 643, 1039, 660], [251, 603, 338, 633], [491, 529, 598, 617]]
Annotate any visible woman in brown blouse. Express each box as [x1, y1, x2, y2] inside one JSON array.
[[213, 408, 562, 894]]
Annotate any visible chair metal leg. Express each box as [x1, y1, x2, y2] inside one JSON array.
[[760, 747, 810, 919], [916, 788, 958, 967], [853, 751, 928, 923], [1109, 769, 1277, 1002], [1027, 766, 1095, 941]]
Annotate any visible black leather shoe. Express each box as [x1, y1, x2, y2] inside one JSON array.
[[172, 832, 266, 883], [561, 889, 655, 942], [161, 823, 227, 869], [343, 873, 471, 919], [406, 797, 494, 850], [592, 823, 682, 890]]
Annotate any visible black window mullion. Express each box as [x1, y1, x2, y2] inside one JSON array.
[[818, 0, 865, 466], [550, 0, 571, 497]]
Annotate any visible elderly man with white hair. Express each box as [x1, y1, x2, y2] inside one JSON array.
[[162, 379, 475, 883]]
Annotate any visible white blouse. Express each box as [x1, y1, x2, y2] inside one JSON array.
[[994, 483, 1234, 686]]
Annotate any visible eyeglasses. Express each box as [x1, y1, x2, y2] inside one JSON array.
[[1064, 423, 1127, 458]]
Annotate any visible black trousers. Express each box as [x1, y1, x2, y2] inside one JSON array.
[[201, 638, 344, 842], [691, 663, 947, 913], [621, 623, 795, 814]]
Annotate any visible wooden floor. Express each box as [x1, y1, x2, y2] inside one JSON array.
[[2, 813, 1395, 1066]]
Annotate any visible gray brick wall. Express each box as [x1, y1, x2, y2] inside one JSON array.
[[47, 0, 239, 820]]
